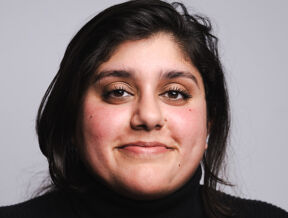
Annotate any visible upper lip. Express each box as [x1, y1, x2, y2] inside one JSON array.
[[117, 141, 173, 149]]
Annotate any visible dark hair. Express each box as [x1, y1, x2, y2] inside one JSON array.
[[36, 0, 231, 217]]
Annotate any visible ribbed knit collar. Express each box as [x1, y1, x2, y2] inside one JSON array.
[[69, 167, 204, 218]]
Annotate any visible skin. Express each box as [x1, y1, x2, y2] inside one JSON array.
[[81, 32, 208, 200]]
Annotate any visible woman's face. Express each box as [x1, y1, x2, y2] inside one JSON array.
[[81, 33, 208, 199]]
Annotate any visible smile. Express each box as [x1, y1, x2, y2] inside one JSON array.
[[117, 141, 174, 156]]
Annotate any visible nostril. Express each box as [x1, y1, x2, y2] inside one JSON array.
[[155, 124, 162, 130], [133, 124, 148, 131], [132, 123, 163, 131], [130, 99, 165, 131]]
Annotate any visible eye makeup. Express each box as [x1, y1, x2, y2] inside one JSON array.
[[101, 82, 134, 104]]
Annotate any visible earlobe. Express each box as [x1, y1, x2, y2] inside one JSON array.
[[205, 119, 212, 150], [206, 121, 211, 133], [205, 134, 209, 150]]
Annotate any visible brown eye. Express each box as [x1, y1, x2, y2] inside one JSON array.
[[110, 89, 128, 97], [104, 89, 131, 98], [100, 82, 134, 104], [161, 89, 192, 101], [166, 90, 182, 99]]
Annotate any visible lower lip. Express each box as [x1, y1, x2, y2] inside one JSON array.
[[118, 146, 170, 156]]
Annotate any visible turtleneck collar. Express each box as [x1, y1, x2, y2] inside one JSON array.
[[68, 167, 204, 218]]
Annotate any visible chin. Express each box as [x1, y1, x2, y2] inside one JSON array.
[[110, 166, 180, 200], [116, 180, 174, 200]]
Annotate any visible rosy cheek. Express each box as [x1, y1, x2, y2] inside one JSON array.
[[166, 107, 207, 143], [83, 103, 128, 143]]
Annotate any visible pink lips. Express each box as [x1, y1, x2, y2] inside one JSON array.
[[118, 141, 171, 155]]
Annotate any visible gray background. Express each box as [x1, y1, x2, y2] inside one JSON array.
[[0, 0, 287, 211]]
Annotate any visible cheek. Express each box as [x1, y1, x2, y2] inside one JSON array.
[[166, 106, 207, 145], [82, 101, 129, 146]]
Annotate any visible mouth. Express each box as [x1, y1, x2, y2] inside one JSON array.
[[116, 141, 174, 156]]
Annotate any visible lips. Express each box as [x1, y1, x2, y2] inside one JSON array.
[[117, 141, 173, 156]]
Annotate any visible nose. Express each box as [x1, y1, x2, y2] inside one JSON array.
[[130, 95, 165, 131]]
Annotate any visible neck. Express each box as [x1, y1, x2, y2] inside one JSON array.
[[68, 167, 204, 218]]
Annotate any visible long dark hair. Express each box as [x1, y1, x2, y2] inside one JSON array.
[[36, 0, 231, 217]]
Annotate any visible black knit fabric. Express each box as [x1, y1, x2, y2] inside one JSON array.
[[0, 167, 287, 218]]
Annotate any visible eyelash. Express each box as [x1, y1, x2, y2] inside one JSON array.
[[161, 87, 192, 100], [101, 85, 192, 102], [102, 85, 132, 99]]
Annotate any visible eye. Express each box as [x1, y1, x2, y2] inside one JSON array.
[[161, 88, 191, 100], [165, 90, 185, 100], [108, 89, 131, 98], [102, 83, 134, 104]]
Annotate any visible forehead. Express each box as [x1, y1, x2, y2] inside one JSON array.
[[95, 33, 204, 90], [98, 33, 190, 72]]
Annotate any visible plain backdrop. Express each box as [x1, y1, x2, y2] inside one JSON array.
[[0, 0, 287, 211]]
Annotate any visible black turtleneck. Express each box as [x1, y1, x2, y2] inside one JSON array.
[[68, 167, 204, 218], [0, 167, 287, 218]]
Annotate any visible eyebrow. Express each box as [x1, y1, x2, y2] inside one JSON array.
[[93, 69, 199, 86], [162, 70, 199, 87], [93, 70, 132, 83]]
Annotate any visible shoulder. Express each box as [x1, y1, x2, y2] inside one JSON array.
[[0, 191, 76, 218], [222, 193, 288, 218]]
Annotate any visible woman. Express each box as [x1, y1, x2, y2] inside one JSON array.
[[0, 0, 287, 217]]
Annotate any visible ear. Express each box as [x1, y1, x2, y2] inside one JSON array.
[[205, 121, 211, 150], [206, 120, 211, 133], [205, 134, 209, 150]]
